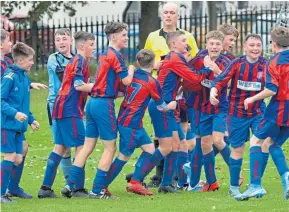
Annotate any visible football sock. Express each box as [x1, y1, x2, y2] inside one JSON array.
[[132, 152, 154, 182], [42, 152, 62, 188], [161, 151, 178, 186], [229, 157, 242, 186], [60, 156, 72, 184], [177, 151, 188, 186], [66, 165, 83, 189], [260, 152, 269, 178], [190, 137, 203, 187], [249, 146, 262, 185], [8, 156, 26, 191], [269, 144, 289, 176], [203, 150, 216, 184], [188, 149, 193, 162], [141, 148, 164, 181], [106, 157, 126, 187], [220, 144, 231, 166], [92, 168, 108, 194], [0, 160, 14, 195], [74, 164, 85, 190]]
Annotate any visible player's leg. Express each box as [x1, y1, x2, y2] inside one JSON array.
[[199, 113, 219, 192], [1, 130, 19, 203], [60, 147, 72, 184]]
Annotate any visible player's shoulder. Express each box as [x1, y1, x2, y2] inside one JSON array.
[[258, 56, 268, 64], [274, 50, 289, 66], [219, 54, 231, 64], [3, 68, 15, 80], [147, 29, 161, 38]]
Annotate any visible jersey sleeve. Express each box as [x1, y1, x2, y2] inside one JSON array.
[[111, 52, 129, 79], [212, 59, 238, 92], [265, 60, 279, 93], [1, 74, 18, 118], [28, 111, 36, 124], [73, 57, 86, 87]]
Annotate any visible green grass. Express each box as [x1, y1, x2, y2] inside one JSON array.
[[2, 89, 289, 212]]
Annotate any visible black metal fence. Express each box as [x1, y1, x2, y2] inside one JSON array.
[[2, 6, 281, 68]]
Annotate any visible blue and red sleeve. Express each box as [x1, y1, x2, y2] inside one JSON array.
[[110, 51, 129, 79], [149, 77, 167, 109], [265, 57, 279, 93], [73, 56, 87, 87]]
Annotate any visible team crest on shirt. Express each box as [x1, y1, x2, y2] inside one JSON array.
[[237, 80, 261, 91], [201, 79, 212, 88]]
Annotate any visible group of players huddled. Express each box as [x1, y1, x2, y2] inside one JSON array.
[[1, 2, 289, 204]]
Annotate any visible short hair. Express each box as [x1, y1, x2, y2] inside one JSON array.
[[243, 33, 263, 44], [218, 23, 239, 38], [12, 42, 35, 61], [270, 26, 289, 48], [136, 49, 155, 68], [206, 30, 225, 42], [54, 28, 71, 37], [161, 2, 179, 14], [1, 29, 10, 43], [74, 31, 95, 48], [104, 21, 128, 37], [166, 31, 185, 48]]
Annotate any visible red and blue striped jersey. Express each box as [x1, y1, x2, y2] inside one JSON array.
[[52, 54, 90, 119], [264, 49, 289, 127], [1, 56, 13, 77], [158, 51, 207, 103], [91, 47, 128, 98], [197, 49, 235, 61], [117, 68, 165, 129], [197, 52, 231, 114], [212, 56, 267, 118]]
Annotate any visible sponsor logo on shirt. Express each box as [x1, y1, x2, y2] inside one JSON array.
[[237, 80, 261, 91], [201, 79, 212, 88]]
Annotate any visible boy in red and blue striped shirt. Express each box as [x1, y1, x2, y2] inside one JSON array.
[[235, 27, 289, 201], [210, 34, 267, 196], [38, 31, 95, 198]]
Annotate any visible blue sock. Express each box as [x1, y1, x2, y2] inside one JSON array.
[[249, 146, 262, 185], [106, 157, 127, 187], [66, 165, 83, 189], [229, 157, 242, 186], [8, 156, 26, 191], [142, 148, 164, 180], [220, 144, 231, 166], [74, 164, 85, 190], [60, 156, 72, 184], [1, 160, 14, 195], [42, 152, 62, 188], [269, 144, 289, 176], [261, 152, 269, 178], [190, 137, 203, 187], [161, 151, 178, 186], [92, 169, 108, 194], [177, 151, 188, 186], [203, 150, 216, 184], [213, 144, 219, 156], [188, 150, 193, 162], [132, 152, 154, 182]]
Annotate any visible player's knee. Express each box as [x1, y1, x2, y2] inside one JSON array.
[[53, 144, 65, 156], [231, 146, 245, 159], [4, 153, 16, 163], [179, 141, 188, 152], [250, 135, 263, 146], [118, 153, 130, 161], [63, 148, 71, 157], [22, 140, 28, 156], [14, 155, 23, 166], [201, 140, 212, 152]]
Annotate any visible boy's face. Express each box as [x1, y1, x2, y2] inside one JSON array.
[[83, 39, 96, 59], [206, 38, 223, 58], [1, 36, 13, 55], [113, 28, 129, 49], [173, 35, 187, 54], [18, 55, 34, 71], [223, 34, 236, 52], [55, 34, 72, 55], [244, 37, 262, 61]]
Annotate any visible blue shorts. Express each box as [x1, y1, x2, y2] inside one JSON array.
[[199, 112, 227, 137], [85, 97, 117, 140], [118, 125, 152, 157], [187, 108, 200, 135], [54, 117, 85, 148], [1, 130, 24, 154], [177, 122, 185, 141], [186, 126, 195, 140], [254, 120, 289, 144], [148, 99, 177, 138], [228, 115, 263, 148]]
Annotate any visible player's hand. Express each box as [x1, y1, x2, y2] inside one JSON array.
[[128, 65, 136, 72], [31, 82, 48, 90], [244, 97, 255, 110], [210, 87, 219, 105], [208, 62, 221, 76], [154, 60, 164, 70], [15, 112, 27, 123], [204, 55, 212, 67], [30, 120, 40, 131], [166, 101, 177, 111]]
